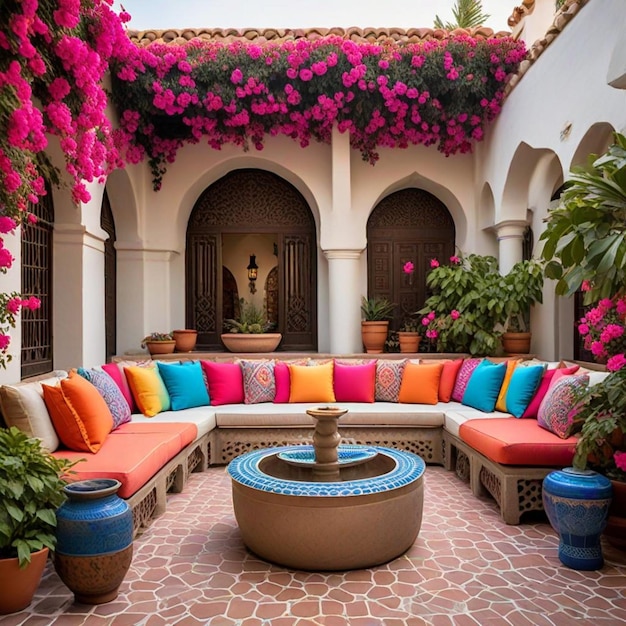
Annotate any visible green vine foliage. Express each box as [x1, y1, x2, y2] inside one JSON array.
[[541, 131, 626, 304]]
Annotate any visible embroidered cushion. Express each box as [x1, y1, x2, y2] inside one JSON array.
[[375, 359, 407, 402], [521, 364, 580, 418], [451, 358, 482, 402], [240, 359, 276, 404], [537, 374, 589, 438]]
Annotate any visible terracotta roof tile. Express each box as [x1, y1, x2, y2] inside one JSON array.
[[127, 25, 512, 47]]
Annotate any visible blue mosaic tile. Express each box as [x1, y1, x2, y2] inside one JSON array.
[[227, 445, 425, 497]]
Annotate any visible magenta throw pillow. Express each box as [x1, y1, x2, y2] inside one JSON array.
[[201, 361, 244, 406], [451, 358, 482, 402], [273, 362, 290, 403], [333, 360, 376, 403]]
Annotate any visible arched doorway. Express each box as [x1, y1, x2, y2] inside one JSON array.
[[186, 169, 317, 351], [367, 189, 455, 330]]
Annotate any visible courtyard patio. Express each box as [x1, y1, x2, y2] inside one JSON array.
[[5, 465, 626, 626]]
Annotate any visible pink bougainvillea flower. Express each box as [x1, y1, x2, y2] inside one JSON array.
[[614, 450, 626, 471], [430, 259, 440, 268], [607, 353, 626, 372], [449, 255, 461, 264], [403, 261, 414, 274], [450, 310, 460, 320], [0, 334, 10, 351]]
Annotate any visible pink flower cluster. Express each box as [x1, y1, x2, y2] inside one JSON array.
[[0, 0, 134, 367], [0, 291, 40, 356], [111, 33, 527, 189], [578, 296, 626, 371]]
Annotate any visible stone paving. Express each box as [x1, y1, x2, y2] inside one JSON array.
[[2, 465, 626, 626]]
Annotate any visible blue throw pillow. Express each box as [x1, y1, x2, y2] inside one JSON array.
[[506, 364, 546, 418], [157, 361, 210, 410], [461, 360, 507, 412]]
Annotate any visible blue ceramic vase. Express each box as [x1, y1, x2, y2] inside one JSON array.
[[54, 479, 133, 604], [542, 468, 612, 570]]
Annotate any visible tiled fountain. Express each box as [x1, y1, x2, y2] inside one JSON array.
[[227, 406, 425, 570]]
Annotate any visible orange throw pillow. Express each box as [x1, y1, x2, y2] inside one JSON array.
[[495, 359, 522, 412], [398, 362, 444, 405], [288, 361, 336, 403], [438, 358, 464, 403], [42, 371, 114, 453]]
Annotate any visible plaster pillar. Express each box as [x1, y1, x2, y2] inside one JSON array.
[[324, 249, 363, 354], [0, 229, 22, 385], [494, 220, 527, 274], [53, 223, 107, 370], [115, 244, 178, 355]]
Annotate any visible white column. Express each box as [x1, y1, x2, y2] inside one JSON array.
[[325, 249, 363, 354], [494, 220, 527, 274], [53, 223, 107, 370], [115, 244, 178, 355]]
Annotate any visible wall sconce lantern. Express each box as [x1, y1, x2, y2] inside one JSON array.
[[247, 254, 258, 294]]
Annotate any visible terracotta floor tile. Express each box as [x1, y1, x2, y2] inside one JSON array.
[[3, 466, 626, 626]]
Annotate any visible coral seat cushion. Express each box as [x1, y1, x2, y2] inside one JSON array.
[[333, 360, 376, 403], [459, 418, 577, 466], [42, 371, 114, 453], [288, 361, 335, 403], [398, 362, 444, 405], [438, 358, 464, 403], [52, 422, 197, 499], [157, 361, 209, 410], [201, 361, 244, 406]]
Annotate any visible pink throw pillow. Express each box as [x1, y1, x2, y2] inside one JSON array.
[[451, 358, 482, 402], [333, 360, 376, 403], [102, 362, 137, 413], [273, 362, 291, 403], [201, 361, 244, 406]]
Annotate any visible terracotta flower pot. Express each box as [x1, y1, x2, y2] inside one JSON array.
[[221, 333, 282, 353], [145, 340, 176, 355], [0, 547, 49, 615], [173, 329, 197, 352], [604, 479, 626, 551], [502, 332, 531, 355], [361, 321, 389, 354], [398, 331, 421, 353]]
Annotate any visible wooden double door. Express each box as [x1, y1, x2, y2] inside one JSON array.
[[186, 169, 317, 351], [367, 189, 456, 330]]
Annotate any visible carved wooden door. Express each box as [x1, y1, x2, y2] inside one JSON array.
[[367, 189, 455, 330], [186, 169, 317, 351]]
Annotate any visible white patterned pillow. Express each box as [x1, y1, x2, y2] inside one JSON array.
[[375, 360, 407, 402], [239, 359, 276, 404], [77, 367, 132, 429]]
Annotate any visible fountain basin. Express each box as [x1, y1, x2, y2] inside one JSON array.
[[228, 445, 425, 570]]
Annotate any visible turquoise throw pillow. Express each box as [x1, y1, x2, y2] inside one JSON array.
[[461, 360, 507, 412], [506, 364, 546, 418], [157, 361, 209, 410]]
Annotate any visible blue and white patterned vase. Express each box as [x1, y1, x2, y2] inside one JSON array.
[[54, 479, 133, 604], [542, 468, 612, 571]]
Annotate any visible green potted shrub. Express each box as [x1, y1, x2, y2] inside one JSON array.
[[360, 296, 396, 353], [0, 427, 74, 614], [221, 299, 281, 352], [417, 253, 504, 356], [499, 258, 545, 354], [140, 332, 175, 355]]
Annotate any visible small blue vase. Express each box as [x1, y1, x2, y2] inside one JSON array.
[[542, 468, 612, 571]]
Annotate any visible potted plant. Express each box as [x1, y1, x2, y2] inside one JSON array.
[[397, 316, 422, 353], [499, 258, 545, 354], [0, 427, 74, 614], [360, 296, 395, 354], [140, 332, 176, 355], [221, 299, 281, 353], [417, 254, 504, 356], [172, 329, 198, 353]]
